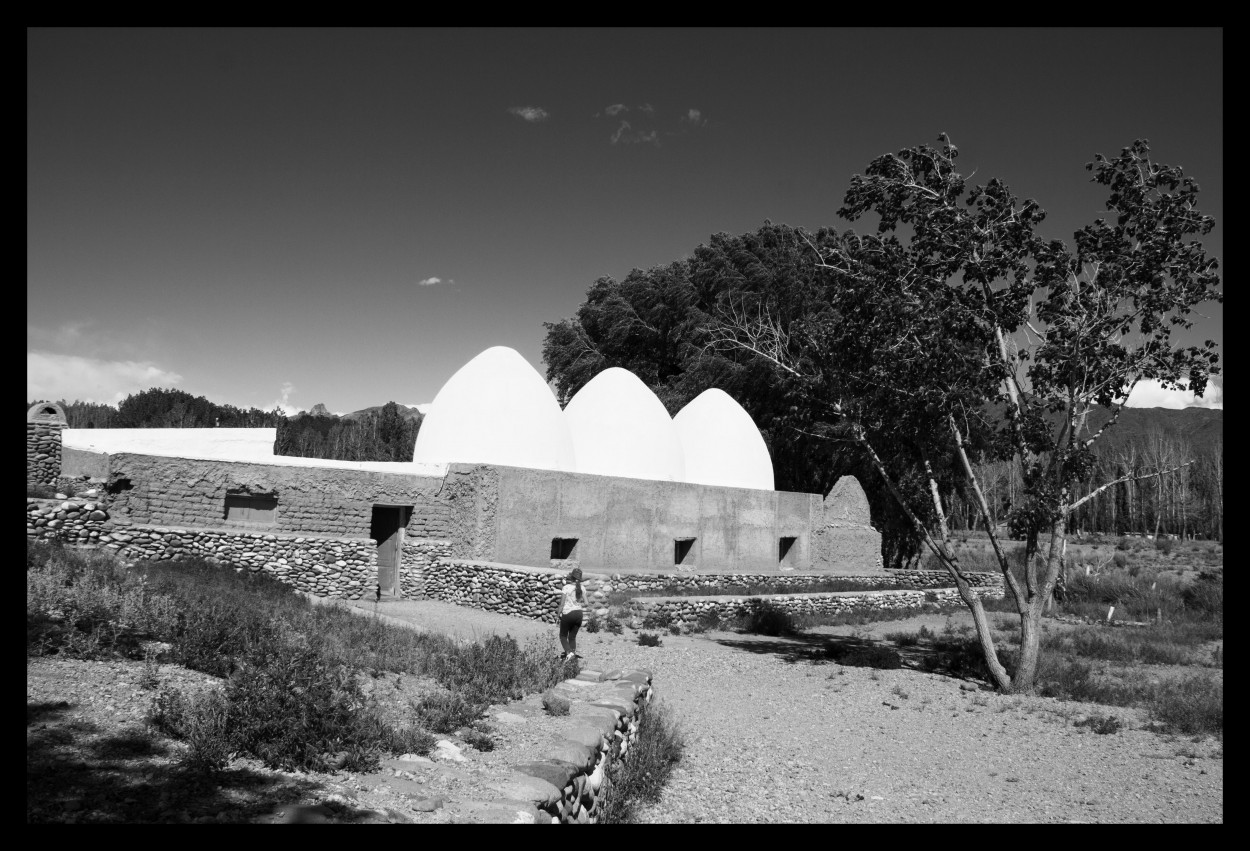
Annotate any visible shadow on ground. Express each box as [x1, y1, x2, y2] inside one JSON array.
[[712, 631, 992, 683], [27, 699, 382, 824]]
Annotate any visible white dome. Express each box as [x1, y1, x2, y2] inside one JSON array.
[[412, 346, 576, 471], [673, 388, 774, 490], [564, 367, 685, 481]]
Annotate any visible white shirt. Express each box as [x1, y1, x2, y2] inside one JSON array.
[[561, 583, 584, 615]]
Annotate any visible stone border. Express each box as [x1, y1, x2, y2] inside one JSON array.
[[443, 667, 655, 824]]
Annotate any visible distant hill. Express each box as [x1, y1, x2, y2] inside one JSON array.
[[342, 404, 423, 423], [1078, 406, 1222, 458]]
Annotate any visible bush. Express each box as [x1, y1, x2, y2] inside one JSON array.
[[604, 612, 625, 635], [825, 641, 902, 669], [885, 631, 920, 647], [597, 700, 684, 824], [739, 599, 795, 637], [637, 633, 663, 647], [641, 609, 673, 629], [584, 614, 601, 633], [1074, 714, 1123, 735], [413, 690, 485, 733], [462, 729, 495, 752]]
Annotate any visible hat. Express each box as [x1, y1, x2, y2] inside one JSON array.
[[568, 567, 582, 581]]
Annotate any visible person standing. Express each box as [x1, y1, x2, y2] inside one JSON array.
[[558, 567, 585, 661]]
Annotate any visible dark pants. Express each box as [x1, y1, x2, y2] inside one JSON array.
[[559, 610, 583, 654]]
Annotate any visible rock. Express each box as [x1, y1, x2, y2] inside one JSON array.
[[514, 759, 580, 790], [445, 799, 544, 824], [494, 711, 527, 725], [486, 773, 563, 808], [433, 740, 467, 763], [410, 797, 444, 813], [549, 742, 597, 773]]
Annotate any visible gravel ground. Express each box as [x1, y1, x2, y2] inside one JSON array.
[[29, 597, 1222, 823], [359, 599, 1222, 824]]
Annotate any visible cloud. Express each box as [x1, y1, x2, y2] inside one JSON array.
[[610, 121, 660, 146], [682, 108, 705, 125], [418, 276, 452, 287], [1124, 377, 1223, 410], [266, 381, 303, 416], [603, 103, 628, 117], [27, 351, 183, 405], [638, 103, 654, 116], [507, 106, 549, 123]]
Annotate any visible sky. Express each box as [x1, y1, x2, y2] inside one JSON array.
[[28, 28, 1224, 415]]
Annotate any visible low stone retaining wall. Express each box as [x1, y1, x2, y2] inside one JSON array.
[[605, 570, 1002, 593], [399, 540, 455, 600], [27, 497, 111, 546], [421, 560, 1002, 626], [628, 585, 1003, 627], [474, 667, 654, 824], [422, 560, 586, 622]]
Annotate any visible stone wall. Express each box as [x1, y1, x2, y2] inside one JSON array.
[[514, 670, 654, 824], [27, 422, 65, 485], [418, 560, 1002, 625], [27, 497, 111, 545], [627, 586, 1004, 627], [29, 496, 383, 601]]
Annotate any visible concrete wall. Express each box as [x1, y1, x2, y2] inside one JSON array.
[[481, 464, 822, 574]]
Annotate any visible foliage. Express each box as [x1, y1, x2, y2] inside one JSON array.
[[597, 700, 685, 824], [686, 136, 1220, 693], [736, 599, 797, 636], [1073, 714, 1123, 735], [274, 401, 423, 462], [637, 633, 663, 647], [825, 641, 903, 669], [29, 543, 564, 773]]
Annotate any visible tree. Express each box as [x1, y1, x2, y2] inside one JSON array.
[[543, 222, 939, 566], [707, 137, 1220, 691]]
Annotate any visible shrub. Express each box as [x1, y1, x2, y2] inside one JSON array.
[[604, 612, 625, 635], [1074, 714, 1123, 735], [1155, 537, 1175, 556], [462, 729, 495, 752], [641, 609, 673, 629], [584, 614, 601, 633], [740, 599, 795, 637], [825, 641, 902, 669], [27, 483, 59, 499], [1113, 553, 1129, 569], [885, 631, 920, 647], [413, 690, 486, 733], [1117, 537, 1132, 551], [597, 700, 684, 824], [542, 690, 571, 716], [637, 633, 663, 647]]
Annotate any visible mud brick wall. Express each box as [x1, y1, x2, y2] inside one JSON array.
[[104, 453, 459, 543]]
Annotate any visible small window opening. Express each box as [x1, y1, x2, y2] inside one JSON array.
[[224, 494, 277, 526], [779, 536, 797, 565], [674, 537, 696, 565], [551, 537, 579, 560]]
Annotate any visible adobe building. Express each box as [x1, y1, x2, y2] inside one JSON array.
[[41, 347, 886, 603]]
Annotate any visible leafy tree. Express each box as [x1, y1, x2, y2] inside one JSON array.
[[543, 222, 946, 566], [708, 137, 1220, 691]]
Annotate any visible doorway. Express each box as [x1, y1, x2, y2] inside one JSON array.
[[370, 505, 411, 599]]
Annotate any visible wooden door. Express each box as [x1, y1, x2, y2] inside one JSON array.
[[370, 505, 406, 598]]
